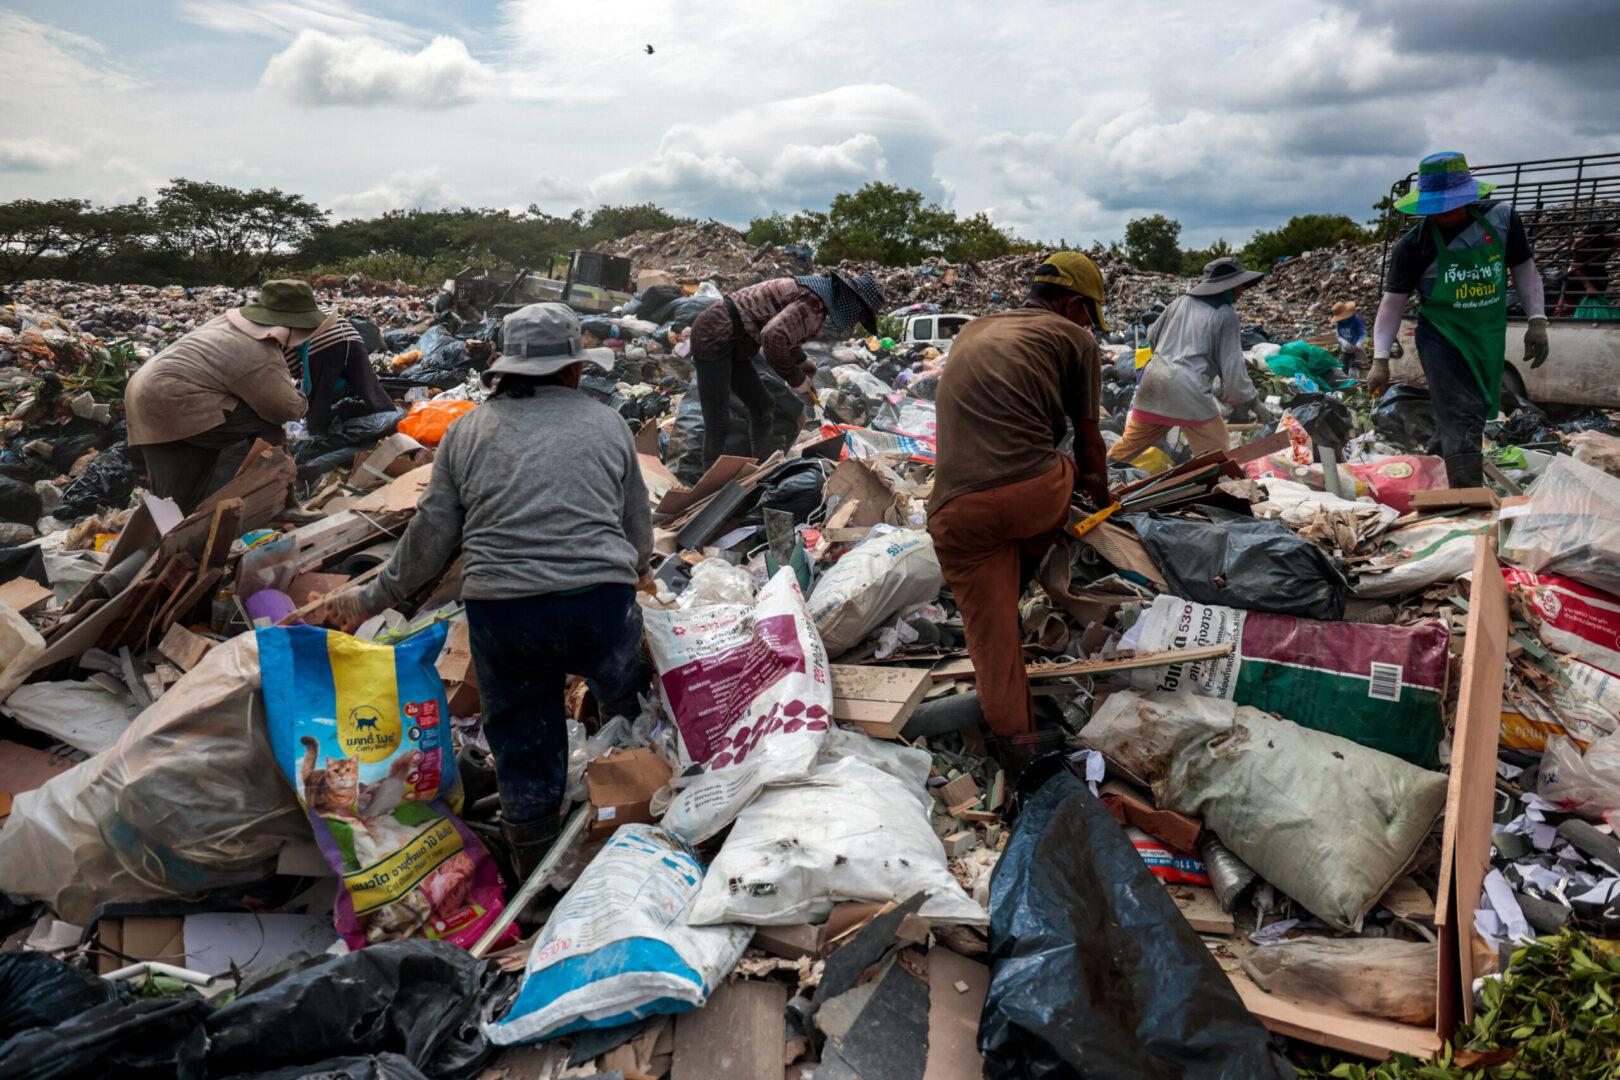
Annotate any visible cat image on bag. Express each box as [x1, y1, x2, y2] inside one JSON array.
[[299, 735, 360, 817], [354, 752, 419, 819]]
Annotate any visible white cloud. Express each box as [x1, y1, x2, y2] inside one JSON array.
[[176, 1, 419, 44], [0, 139, 78, 173], [590, 84, 948, 221], [328, 169, 463, 219], [260, 30, 489, 108]]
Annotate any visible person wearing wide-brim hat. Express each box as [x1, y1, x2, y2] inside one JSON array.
[[1332, 300, 1368, 369], [126, 278, 320, 512], [1106, 256, 1272, 467], [327, 302, 652, 877], [1369, 151, 1549, 488], [686, 270, 885, 472]]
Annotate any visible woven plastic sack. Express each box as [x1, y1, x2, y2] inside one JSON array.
[[486, 824, 749, 1044], [807, 528, 942, 657], [398, 399, 478, 447], [645, 568, 834, 843], [1502, 454, 1620, 595], [1083, 690, 1447, 932]]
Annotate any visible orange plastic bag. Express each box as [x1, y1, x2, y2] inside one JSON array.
[[398, 399, 477, 447]]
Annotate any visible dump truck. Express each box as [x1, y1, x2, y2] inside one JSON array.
[[1383, 152, 1620, 407]]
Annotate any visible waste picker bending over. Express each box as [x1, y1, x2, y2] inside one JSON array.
[[325, 302, 652, 875], [926, 252, 1110, 738], [689, 271, 885, 470], [1368, 151, 1549, 488], [1106, 257, 1270, 465]]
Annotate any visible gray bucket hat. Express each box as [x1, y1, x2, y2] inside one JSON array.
[[481, 302, 614, 386], [1187, 257, 1265, 297]]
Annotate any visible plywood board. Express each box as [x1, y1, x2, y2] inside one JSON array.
[[1165, 884, 1234, 934], [830, 664, 932, 738], [1435, 537, 1509, 1028], [672, 978, 786, 1080], [1231, 971, 1443, 1062]]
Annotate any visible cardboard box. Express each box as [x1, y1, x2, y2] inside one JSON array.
[[97, 915, 186, 974], [588, 747, 673, 837], [435, 619, 480, 716]]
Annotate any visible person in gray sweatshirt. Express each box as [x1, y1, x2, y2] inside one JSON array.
[[328, 302, 652, 873]]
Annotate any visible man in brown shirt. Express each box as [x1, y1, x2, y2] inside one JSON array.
[[126, 279, 315, 511], [927, 252, 1110, 737]]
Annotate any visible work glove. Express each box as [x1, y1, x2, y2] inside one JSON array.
[[789, 378, 816, 401], [1367, 357, 1391, 398], [322, 588, 373, 634], [1524, 318, 1550, 369]]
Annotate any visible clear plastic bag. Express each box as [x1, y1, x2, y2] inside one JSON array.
[[1502, 454, 1620, 595], [676, 557, 757, 610], [1538, 733, 1620, 821]]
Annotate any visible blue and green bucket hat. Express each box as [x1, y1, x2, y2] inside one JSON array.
[[1393, 151, 1497, 216]]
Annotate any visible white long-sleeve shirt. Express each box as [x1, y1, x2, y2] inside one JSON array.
[[1130, 294, 1258, 423]]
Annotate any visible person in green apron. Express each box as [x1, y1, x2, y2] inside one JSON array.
[[1369, 151, 1549, 487]]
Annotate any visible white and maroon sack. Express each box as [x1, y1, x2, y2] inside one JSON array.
[[645, 568, 833, 842], [1503, 568, 1620, 677]]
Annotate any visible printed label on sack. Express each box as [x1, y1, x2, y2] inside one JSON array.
[[1368, 662, 1404, 702], [661, 613, 809, 761]]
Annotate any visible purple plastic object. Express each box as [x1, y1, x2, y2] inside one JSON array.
[[245, 589, 297, 625]]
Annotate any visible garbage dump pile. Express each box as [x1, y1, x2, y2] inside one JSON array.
[[2, 241, 1620, 1078]]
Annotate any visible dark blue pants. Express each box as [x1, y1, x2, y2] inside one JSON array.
[[1414, 318, 1487, 488], [464, 584, 650, 828]]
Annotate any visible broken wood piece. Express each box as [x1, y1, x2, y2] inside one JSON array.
[[751, 923, 820, 961], [1165, 883, 1235, 934], [936, 773, 980, 809], [1410, 487, 1499, 511], [930, 642, 1234, 683], [198, 498, 243, 572], [830, 664, 931, 739], [942, 830, 980, 857], [923, 948, 990, 1080], [0, 578, 53, 616]]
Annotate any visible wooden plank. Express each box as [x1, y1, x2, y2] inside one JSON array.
[[930, 643, 1234, 683], [1224, 429, 1293, 467], [1435, 537, 1509, 1029], [1165, 884, 1234, 934], [923, 949, 990, 1080], [1231, 971, 1442, 1062], [27, 549, 160, 675], [830, 664, 932, 739], [0, 578, 53, 616], [158, 446, 296, 563], [198, 498, 243, 572], [672, 979, 786, 1080], [1411, 488, 1499, 511]]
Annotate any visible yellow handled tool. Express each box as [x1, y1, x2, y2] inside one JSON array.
[[1069, 501, 1122, 539]]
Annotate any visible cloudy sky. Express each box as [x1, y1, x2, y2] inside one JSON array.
[[2, 1, 1617, 248]]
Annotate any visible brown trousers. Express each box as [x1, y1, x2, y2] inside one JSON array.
[[927, 456, 1076, 736]]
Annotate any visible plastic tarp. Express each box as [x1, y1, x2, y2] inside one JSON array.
[[1083, 690, 1447, 932], [0, 634, 309, 924], [979, 762, 1290, 1079], [1126, 507, 1349, 621], [1502, 453, 1620, 596]]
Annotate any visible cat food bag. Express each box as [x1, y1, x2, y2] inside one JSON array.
[[645, 568, 833, 844], [257, 623, 513, 950]]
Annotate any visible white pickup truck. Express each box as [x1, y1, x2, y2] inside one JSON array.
[[1382, 152, 1620, 407], [900, 313, 974, 349]]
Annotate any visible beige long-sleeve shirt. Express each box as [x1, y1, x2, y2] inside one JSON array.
[[125, 312, 310, 446]]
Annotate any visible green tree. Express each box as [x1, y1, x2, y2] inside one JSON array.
[[583, 203, 691, 241], [1179, 237, 1233, 277], [1123, 214, 1184, 272], [820, 183, 929, 264], [1242, 213, 1371, 268], [153, 178, 328, 285], [0, 198, 152, 281], [744, 210, 829, 250]]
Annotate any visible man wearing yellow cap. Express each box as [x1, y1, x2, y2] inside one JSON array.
[[927, 252, 1110, 738]]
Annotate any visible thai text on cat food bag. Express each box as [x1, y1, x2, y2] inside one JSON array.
[[646, 568, 833, 843], [258, 623, 514, 950]]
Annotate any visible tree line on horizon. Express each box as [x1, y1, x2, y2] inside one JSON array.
[[0, 177, 1384, 289]]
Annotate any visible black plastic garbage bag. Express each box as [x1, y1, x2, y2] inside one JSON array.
[[328, 410, 403, 445], [382, 329, 419, 354], [636, 285, 687, 324], [1282, 392, 1353, 451], [0, 474, 41, 525], [750, 458, 831, 525], [980, 762, 1291, 1079], [0, 994, 210, 1080], [56, 443, 142, 519], [1484, 409, 1557, 446], [347, 317, 385, 356], [222, 1052, 430, 1080], [661, 295, 718, 332], [0, 952, 118, 1041], [204, 940, 506, 1080], [1127, 507, 1349, 620], [579, 373, 640, 424], [1371, 385, 1437, 451]]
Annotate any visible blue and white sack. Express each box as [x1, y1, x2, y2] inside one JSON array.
[[484, 824, 750, 1044]]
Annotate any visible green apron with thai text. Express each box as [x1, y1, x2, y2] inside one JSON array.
[[1420, 208, 1508, 418]]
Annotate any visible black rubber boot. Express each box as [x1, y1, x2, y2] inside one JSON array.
[[503, 816, 561, 882]]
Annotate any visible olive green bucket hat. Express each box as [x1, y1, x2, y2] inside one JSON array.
[[239, 279, 325, 329]]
